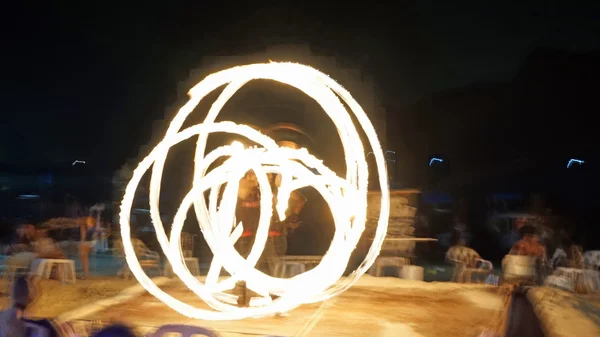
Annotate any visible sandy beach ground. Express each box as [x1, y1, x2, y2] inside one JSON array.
[[73, 276, 508, 337], [0, 277, 138, 318]]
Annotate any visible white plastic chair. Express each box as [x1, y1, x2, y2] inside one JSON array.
[[114, 239, 161, 278], [274, 261, 306, 278], [584, 250, 600, 270], [274, 256, 322, 278], [583, 269, 600, 292], [447, 246, 493, 283], [30, 258, 76, 283], [150, 324, 220, 337], [369, 257, 410, 277], [164, 257, 201, 278], [552, 267, 600, 293]]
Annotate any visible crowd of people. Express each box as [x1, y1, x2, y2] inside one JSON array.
[[0, 204, 591, 335], [450, 221, 585, 285], [0, 166, 306, 335], [507, 225, 584, 272], [3, 215, 104, 280]]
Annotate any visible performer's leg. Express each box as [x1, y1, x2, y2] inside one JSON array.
[[234, 236, 253, 307], [271, 236, 290, 317], [235, 236, 253, 259], [274, 236, 288, 257], [264, 237, 282, 277]]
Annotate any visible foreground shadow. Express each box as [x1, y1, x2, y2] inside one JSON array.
[[505, 292, 545, 337]]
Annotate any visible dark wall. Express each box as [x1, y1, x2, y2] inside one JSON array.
[[0, 172, 112, 223], [390, 47, 599, 190], [387, 47, 600, 251]]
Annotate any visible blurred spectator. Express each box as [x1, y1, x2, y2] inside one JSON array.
[[0, 275, 65, 337], [552, 236, 584, 269], [33, 228, 65, 259], [79, 216, 97, 279], [509, 225, 547, 263], [7, 224, 35, 255], [509, 225, 549, 282], [0, 276, 33, 337], [4, 224, 38, 272], [92, 324, 138, 337]]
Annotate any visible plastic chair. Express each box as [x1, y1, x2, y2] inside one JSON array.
[[273, 261, 306, 278], [164, 257, 201, 278], [274, 256, 322, 278], [30, 258, 76, 283], [447, 246, 493, 283], [150, 324, 220, 337], [114, 239, 161, 278], [584, 250, 600, 270], [369, 257, 410, 277]]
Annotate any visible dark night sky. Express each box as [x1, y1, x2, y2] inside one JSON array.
[[1, 1, 599, 174]]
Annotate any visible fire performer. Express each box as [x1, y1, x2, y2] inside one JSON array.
[[235, 126, 309, 272], [235, 167, 306, 276], [267, 171, 306, 274], [234, 138, 307, 308]]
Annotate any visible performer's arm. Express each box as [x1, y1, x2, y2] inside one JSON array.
[[285, 191, 307, 229], [288, 191, 307, 215], [238, 175, 258, 200]]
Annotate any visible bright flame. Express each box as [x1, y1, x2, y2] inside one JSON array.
[[119, 62, 390, 320], [231, 141, 244, 150]]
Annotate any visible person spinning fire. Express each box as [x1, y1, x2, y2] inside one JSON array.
[[235, 169, 306, 276], [233, 138, 307, 309]]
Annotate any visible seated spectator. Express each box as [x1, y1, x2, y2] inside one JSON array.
[[565, 244, 584, 268], [509, 225, 547, 263], [4, 224, 38, 272], [0, 275, 67, 337], [7, 224, 35, 255], [92, 324, 138, 337], [553, 237, 584, 269], [508, 225, 548, 283], [0, 276, 33, 337], [33, 229, 65, 259]]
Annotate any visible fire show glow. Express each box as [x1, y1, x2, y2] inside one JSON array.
[[119, 62, 390, 320]]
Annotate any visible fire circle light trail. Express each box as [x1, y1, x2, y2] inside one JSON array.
[[119, 62, 390, 320]]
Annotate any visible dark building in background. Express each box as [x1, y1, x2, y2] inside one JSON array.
[[387, 47, 600, 250], [390, 47, 598, 193], [0, 170, 112, 228]]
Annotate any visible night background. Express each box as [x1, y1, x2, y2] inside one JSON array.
[[1, 2, 600, 260]]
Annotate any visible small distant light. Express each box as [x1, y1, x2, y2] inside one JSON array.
[[134, 208, 151, 213], [567, 159, 584, 168], [18, 194, 40, 200], [429, 157, 444, 166], [72, 160, 86, 166], [367, 150, 395, 157]]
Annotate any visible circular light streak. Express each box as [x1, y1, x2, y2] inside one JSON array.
[[119, 62, 390, 320]]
